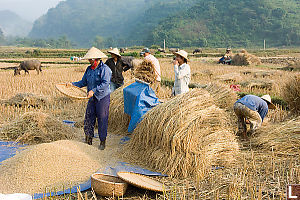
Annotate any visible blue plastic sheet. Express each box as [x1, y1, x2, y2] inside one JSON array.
[[123, 81, 160, 132], [0, 141, 26, 164]]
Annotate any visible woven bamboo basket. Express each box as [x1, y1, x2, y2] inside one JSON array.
[[91, 173, 128, 197], [55, 83, 88, 100], [117, 172, 170, 192]]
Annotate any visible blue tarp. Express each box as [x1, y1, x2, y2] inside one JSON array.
[[123, 81, 160, 132], [0, 141, 26, 164]]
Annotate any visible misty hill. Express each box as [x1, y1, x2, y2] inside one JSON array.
[[29, 0, 300, 48], [0, 10, 33, 37]]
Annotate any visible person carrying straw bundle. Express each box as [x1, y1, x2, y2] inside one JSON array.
[[67, 47, 112, 150], [105, 48, 132, 92], [234, 94, 276, 138], [172, 50, 191, 96], [140, 47, 161, 92]]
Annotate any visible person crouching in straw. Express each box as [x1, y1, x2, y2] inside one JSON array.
[[67, 47, 112, 150], [234, 94, 276, 138], [172, 50, 191, 96]]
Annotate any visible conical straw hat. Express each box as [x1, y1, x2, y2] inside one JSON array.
[[82, 47, 108, 60], [108, 48, 121, 57], [261, 95, 276, 109], [173, 50, 188, 60]]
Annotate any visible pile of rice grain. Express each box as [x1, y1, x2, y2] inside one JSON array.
[[0, 140, 101, 194], [0, 112, 76, 144], [126, 89, 240, 179]]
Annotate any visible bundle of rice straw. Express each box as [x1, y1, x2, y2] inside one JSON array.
[[240, 79, 274, 90], [108, 86, 130, 134], [0, 112, 76, 144], [126, 89, 240, 179], [282, 75, 300, 115], [0, 93, 48, 108], [0, 140, 101, 194], [205, 83, 238, 109], [232, 49, 261, 66], [134, 60, 157, 84], [216, 73, 242, 82], [251, 117, 300, 155]]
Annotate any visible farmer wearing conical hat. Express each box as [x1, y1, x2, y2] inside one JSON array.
[[234, 94, 276, 138], [172, 50, 191, 96], [105, 48, 131, 92], [69, 47, 112, 150]]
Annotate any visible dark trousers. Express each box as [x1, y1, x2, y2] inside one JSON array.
[[84, 94, 110, 142]]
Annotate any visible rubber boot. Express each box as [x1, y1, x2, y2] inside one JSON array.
[[85, 135, 93, 145], [99, 140, 106, 150]]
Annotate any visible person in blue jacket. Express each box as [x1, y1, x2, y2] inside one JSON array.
[[68, 47, 112, 150], [234, 94, 276, 138]]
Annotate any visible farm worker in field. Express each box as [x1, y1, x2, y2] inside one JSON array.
[[105, 48, 131, 92], [68, 47, 112, 150], [141, 47, 161, 92], [234, 94, 276, 138], [172, 50, 191, 96], [219, 48, 233, 64]]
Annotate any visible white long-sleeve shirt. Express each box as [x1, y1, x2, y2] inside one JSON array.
[[173, 63, 191, 95]]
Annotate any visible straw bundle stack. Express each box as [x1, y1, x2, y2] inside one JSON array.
[[232, 50, 261, 66], [0, 112, 76, 144], [282, 75, 300, 115], [205, 83, 237, 109], [0, 93, 48, 108], [251, 117, 300, 155], [108, 86, 130, 134], [126, 89, 240, 178], [134, 60, 157, 84]]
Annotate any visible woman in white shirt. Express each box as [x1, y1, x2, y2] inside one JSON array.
[[172, 50, 191, 95]]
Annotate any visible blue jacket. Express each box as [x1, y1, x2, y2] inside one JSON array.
[[236, 95, 268, 121], [73, 61, 112, 100]]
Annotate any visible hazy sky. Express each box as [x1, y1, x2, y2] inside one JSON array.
[[0, 0, 65, 22]]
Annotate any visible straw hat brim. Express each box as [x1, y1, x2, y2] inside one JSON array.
[[108, 50, 121, 57], [173, 52, 189, 61], [55, 83, 88, 100], [117, 172, 170, 192], [261, 96, 276, 109], [82, 47, 108, 60]]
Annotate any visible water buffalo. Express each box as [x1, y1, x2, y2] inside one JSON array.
[[193, 48, 202, 54], [14, 60, 42, 75], [157, 48, 166, 53]]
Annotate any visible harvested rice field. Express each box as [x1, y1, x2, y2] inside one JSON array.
[[0, 47, 299, 199]]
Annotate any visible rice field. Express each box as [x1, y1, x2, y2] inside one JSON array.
[[0, 46, 299, 199]]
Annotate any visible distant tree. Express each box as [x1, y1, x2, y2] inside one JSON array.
[[0, 28, 5, 44], [93, 36, 104, 49]]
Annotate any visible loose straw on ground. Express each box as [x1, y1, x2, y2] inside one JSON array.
[[0, 111, 76, 144]]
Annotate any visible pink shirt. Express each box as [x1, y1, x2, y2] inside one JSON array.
[[145, 54, 161, 81]]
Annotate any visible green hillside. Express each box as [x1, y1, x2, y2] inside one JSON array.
[[28, 0, 300, 48], [148, 0, 300, 47]]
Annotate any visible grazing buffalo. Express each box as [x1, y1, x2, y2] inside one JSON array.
[[157, 48, 166, 53], [193, 48, 202, 54], [14, 60, 42, 75]]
